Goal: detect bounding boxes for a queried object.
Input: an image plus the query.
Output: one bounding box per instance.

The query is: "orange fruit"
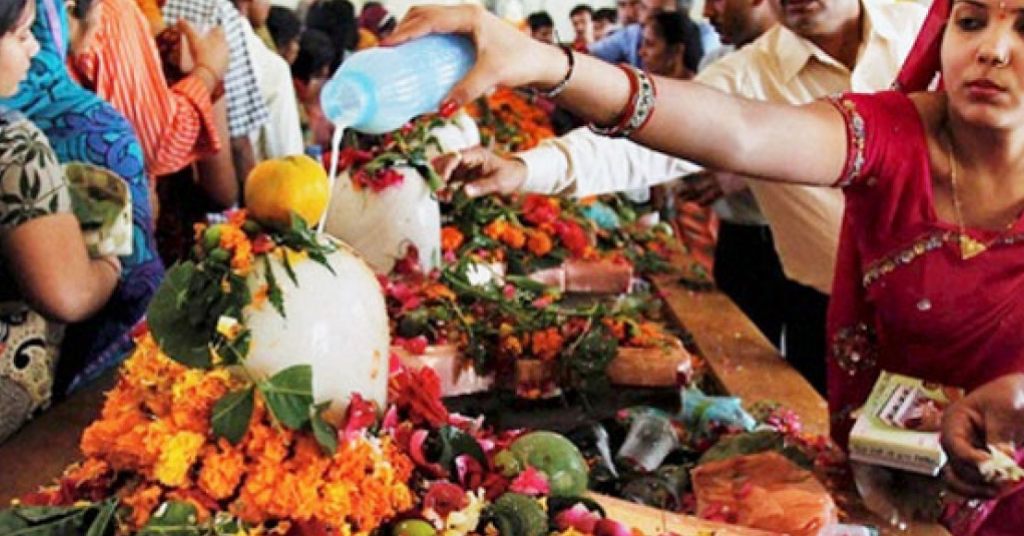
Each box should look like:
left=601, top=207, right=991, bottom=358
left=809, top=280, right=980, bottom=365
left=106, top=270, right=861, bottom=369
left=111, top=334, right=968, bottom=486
left=245, top=154, right=330, bottom=227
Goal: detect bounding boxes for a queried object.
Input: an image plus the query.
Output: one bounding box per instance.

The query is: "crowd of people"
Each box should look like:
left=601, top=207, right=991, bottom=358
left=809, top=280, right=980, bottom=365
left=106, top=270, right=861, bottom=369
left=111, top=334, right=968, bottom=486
left=3, top=0, right=1024, bottom=533
left=0, top=0, right=400, bottom=442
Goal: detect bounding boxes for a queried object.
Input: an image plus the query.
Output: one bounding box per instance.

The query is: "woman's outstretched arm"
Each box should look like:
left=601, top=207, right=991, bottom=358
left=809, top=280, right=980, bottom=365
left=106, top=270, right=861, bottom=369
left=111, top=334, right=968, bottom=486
left=389, top=4, right=849, bottom=187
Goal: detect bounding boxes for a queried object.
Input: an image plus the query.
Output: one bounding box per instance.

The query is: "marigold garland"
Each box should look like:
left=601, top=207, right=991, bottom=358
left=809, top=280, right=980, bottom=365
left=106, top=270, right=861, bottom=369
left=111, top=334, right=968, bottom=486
left=76, top=334, right=416, bottom=534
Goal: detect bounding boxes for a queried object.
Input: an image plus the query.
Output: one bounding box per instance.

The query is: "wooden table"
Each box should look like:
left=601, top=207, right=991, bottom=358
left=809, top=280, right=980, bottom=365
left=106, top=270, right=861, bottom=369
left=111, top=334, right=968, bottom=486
left=651, top=255, right=950, bottom=536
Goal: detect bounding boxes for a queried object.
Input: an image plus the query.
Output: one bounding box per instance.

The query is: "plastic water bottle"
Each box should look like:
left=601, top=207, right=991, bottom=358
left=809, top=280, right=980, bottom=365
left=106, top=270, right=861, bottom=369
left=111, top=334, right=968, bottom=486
left=320, top=34, right=476, bottom=134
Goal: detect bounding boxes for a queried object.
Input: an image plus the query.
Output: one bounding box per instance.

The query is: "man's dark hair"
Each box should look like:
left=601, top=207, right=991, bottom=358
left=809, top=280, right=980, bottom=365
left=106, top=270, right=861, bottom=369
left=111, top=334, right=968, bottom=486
left=67, top=0, right=94, bottom=20
left=594, top=7, right=617, bottom=23
left=650, top=11, right=704, bottom=73
left=267, top=6, right=302, bottom=49
left=526, top=11, right=554, bottom=32
left=292, top=29, right=336, bottom=82
left=305, top=0, right=357, bottom=70
left=570, top=4, right=593, bottom=17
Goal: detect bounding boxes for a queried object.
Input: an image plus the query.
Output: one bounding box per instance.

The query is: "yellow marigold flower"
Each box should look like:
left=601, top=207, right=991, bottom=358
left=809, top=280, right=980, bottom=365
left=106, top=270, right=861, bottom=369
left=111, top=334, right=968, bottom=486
left=316, top=480, right=355, bottom=524
left=154, top=430, right=205, bottom=487
left=500, top=335, right=523, bottom=358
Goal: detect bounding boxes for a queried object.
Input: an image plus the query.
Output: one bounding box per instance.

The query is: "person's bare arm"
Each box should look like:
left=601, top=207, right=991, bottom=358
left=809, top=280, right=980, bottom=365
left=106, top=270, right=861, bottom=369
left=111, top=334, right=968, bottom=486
left=389, top=5, right=848, bottom=187
left=2, top=215, right=120, bottom=323
left=231, top=135, right=256, bottom=194
left=196, top=97, right=239, bottom=208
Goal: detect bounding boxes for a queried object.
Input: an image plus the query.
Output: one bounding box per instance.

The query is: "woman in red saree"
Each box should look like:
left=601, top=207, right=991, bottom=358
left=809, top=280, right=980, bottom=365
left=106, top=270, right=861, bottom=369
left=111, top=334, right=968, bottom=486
left=392, top=0, right=1024, bottom=533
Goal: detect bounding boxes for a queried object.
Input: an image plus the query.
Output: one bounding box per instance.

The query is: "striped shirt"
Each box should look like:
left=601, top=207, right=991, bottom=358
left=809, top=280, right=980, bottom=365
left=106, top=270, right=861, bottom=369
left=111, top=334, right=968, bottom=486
left=163, top=0, right=270, bottom=138
left=69, top=0, right=220, bottom=178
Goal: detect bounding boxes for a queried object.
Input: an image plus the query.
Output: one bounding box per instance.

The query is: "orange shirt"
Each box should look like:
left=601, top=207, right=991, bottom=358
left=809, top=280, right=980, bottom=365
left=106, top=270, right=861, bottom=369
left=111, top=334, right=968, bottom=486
left=69, top=0, right=219, bottom=179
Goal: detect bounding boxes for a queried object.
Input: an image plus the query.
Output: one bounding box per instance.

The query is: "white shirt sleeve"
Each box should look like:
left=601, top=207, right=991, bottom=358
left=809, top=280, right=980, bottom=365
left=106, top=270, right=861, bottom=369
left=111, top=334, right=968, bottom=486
left=515, top=127, right=699, bottom=198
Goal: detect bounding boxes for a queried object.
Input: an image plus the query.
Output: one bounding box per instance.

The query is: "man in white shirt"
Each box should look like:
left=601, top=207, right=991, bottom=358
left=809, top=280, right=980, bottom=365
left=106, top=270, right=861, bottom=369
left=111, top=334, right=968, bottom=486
left=440, top=0, right=925, bottom=395
left=231, top=0, right=303, bottom=159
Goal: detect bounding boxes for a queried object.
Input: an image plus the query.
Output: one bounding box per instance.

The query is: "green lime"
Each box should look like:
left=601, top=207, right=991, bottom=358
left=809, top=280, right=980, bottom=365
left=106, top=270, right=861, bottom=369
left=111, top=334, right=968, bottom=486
left=208, top=247, right=231, bottom=264
left=397, top=310, right=429, bottom=338
left=241, top=219, right=263, bottom=237
left=618, top=206, right=637, bottom=223
left=493, top=493, right=548, bottom=536
left=494, top=449, right=521, bottom=477
left=202, top=225, right=223, bottom=251
left=392, top=519, right=437, bottom=536
left=509, top=431, right=588, bottom=496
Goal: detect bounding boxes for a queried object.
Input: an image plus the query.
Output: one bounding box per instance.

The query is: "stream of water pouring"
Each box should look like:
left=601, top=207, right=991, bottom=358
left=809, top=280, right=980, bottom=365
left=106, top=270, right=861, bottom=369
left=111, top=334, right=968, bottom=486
left=317, top=124, right=348, bottom=233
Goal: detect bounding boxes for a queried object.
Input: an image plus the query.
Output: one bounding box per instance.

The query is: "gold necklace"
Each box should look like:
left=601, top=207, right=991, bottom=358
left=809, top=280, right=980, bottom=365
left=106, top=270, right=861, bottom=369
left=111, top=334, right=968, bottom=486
left=946, top=136, right=990, bottom=260
left=945, top=132, right=1024, bottom=260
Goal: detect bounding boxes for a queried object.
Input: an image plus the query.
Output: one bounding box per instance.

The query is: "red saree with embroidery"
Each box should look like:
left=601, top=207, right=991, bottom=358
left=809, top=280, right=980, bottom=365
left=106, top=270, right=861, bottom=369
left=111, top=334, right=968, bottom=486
left=825, top=1, right=1024, bottom=526
left=827, top=88, right=1024, bottom=536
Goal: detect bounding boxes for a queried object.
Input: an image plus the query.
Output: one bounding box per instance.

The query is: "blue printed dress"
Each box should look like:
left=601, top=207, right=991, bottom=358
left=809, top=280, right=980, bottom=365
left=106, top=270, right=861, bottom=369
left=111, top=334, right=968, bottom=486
left=0, top=0, right=164, bottom=393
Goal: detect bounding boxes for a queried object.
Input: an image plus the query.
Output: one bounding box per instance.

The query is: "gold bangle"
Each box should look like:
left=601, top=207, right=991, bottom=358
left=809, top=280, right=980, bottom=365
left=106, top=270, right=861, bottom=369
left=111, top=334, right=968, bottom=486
left=193, top=63, right=218, bottom=83
left=99, top=256, right=122, bottom=279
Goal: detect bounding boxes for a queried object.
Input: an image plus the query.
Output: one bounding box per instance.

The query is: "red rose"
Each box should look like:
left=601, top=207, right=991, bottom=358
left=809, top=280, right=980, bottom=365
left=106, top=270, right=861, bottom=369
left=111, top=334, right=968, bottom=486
left=522, top=194, right=560, bottom=226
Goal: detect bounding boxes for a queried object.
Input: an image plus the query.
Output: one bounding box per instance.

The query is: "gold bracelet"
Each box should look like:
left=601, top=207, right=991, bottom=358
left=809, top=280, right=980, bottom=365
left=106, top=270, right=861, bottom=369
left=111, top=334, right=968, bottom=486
left=193, top=63, right=218, bottom=83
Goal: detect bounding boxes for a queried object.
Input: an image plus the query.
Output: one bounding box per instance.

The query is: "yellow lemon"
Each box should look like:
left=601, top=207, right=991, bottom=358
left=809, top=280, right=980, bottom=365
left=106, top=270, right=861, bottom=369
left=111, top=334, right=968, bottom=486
left=244, top=154, right=329, bottom=227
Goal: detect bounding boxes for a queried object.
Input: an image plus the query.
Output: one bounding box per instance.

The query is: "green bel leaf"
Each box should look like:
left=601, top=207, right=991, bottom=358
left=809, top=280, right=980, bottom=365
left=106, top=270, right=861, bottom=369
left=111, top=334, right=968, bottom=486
left=137, top=501, right=202, bottom=536
left=258, top=365, right=314, bottom=430
left=84, top=499, right=118, bottom=536
left=0, top=498, right=119, bottom=536
left=311, top=402, right=339, bottom=455
left=147, top=262, right=214, bottom=368
left=262, top=255, right=287, bottom=319
left=437, top=425, right=487, bottom=475
left=211, top=386, right=255, bottom=445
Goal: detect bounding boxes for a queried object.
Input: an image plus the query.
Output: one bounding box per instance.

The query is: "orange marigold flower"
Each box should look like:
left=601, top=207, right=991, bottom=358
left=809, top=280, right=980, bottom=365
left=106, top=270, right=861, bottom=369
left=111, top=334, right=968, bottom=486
left=80, top=408, right=157, bottom=475
left=120, top=483, right=163, bottom=529
left=441, top=226, right=465, bottom=252
left=219, top=223, right=248, bottom=252
left=602, top=318, right=627, bottom=341
left=197, top=440, right=246, bottom=500
left=628, top=322, right=674, bottom=348
left=228, top=209, right=249, bottom=227
left=193, top=223, right=208, bottom=243
left=423, top=282, right=456, bottom=302
left=171, top=368, right=235, bottom=434
left=251, top=284, right=269, bottom=308
left=526, top=230, right=554, bottom=257
left=530, top=328, right=564, bottom=362
left=483, top=219, right=509, bottom=241
left=244, top=420, right=293, bottom=464
left=231, top=239, right=254, bottom=274
left=501, top=225, right=527, bottom=249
